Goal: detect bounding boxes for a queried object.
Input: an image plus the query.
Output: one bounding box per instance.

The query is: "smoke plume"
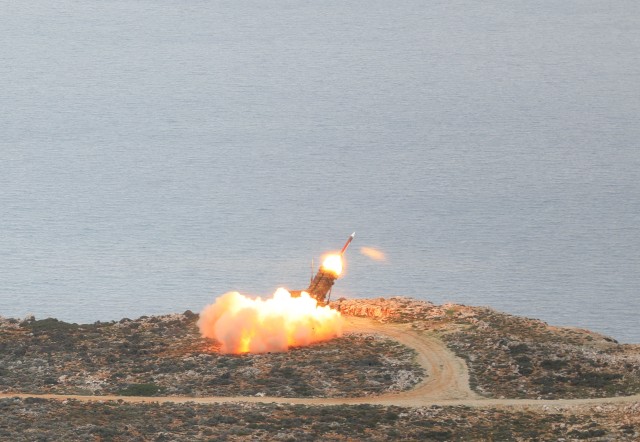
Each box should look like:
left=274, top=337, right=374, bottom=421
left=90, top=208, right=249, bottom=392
left=198, top=288, right=343, bottom=354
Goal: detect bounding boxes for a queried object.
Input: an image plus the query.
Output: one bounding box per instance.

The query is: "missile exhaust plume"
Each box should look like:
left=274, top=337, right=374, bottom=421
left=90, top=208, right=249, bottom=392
left=198, top=288, right=343, bottom=354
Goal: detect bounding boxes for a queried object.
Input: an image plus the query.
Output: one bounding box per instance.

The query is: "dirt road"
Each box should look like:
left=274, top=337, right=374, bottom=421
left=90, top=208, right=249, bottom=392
left=2, top=316, right=639, bottom=409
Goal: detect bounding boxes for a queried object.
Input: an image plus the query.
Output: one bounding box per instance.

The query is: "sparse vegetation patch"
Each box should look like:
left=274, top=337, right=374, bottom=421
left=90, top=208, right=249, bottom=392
left=0, top=312, right=423, bottom=398
left=334, top=297, right=640, bottom=399
left=0, top=398, right=638, bottom=441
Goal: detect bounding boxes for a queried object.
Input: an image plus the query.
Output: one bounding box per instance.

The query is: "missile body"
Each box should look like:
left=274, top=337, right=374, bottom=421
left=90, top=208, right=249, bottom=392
left=340, top=232, right=356, bottom=255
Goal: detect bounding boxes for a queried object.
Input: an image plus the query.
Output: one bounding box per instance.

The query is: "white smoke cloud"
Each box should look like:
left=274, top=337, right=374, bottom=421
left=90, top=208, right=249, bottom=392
left=198, top=288, right=343, bottom=354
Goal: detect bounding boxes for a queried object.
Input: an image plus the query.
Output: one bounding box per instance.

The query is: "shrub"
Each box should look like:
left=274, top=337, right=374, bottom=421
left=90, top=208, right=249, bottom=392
left=541, top=359, right=568, bottom=370
left=118, top=383, right=162, bottom=396
left=27, top=318, right=78, bottom=332
left=508, top=343, right=529, bottom=355
left=570, top=372, right=622, bottom=388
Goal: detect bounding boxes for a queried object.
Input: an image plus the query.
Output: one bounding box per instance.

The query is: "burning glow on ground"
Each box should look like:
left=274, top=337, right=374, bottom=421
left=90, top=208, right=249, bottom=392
left=360, top=246, right=386, bottom=261
left=321, top=254, right=343, bottom=275
left=198, top=288, right=343, bottom=354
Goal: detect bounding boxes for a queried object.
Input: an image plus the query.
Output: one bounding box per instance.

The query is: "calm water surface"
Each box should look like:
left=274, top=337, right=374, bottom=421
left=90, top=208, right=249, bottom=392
left=1, top=1, right=639, bottom=341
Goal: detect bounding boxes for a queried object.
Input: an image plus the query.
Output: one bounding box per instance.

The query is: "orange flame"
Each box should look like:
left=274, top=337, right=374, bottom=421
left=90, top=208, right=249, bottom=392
left=321, top=254, right=343, bottom=276
left=198, top=288, right=343, bottom=354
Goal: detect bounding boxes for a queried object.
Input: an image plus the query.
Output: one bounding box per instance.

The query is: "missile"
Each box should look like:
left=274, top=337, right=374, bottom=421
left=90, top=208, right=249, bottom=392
left=340, top=232, right=356, bottom=255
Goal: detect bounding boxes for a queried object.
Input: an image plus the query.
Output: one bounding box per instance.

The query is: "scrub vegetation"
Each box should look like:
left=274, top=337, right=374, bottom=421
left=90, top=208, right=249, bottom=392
left=335, top=297, right=640, bottom=399
left=0, top=312, right=423, bottom=398
left=0, top=397, right=638, bottom=441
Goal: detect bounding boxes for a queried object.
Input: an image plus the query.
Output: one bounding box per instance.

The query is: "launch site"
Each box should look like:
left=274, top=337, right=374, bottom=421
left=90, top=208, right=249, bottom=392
left=1, top=237, right=639, bottom=440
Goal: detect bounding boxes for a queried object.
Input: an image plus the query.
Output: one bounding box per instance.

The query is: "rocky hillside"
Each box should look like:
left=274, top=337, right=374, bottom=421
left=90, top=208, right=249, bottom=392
left=0, top=397, right=638, bottom=441
left=332, top=297, right=640, bottom=400
left=3, top=297, right=639, bottom=401
left=0, top=311, right=423, bottom=398
left=1, top=297, right=640, bottom=440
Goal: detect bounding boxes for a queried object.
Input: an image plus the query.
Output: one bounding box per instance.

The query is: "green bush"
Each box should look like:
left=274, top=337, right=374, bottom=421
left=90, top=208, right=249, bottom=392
left=541, top=359, right=568, bottom=370
left=117, top=383, right=162, bottom=396
left=570, top=372, right=622, bottom=388
left=26, top=318, right=78, bottom=332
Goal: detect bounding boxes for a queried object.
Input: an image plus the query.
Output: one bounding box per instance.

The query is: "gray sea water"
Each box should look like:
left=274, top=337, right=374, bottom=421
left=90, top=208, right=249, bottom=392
left=1, top=1, right=639, bottom=342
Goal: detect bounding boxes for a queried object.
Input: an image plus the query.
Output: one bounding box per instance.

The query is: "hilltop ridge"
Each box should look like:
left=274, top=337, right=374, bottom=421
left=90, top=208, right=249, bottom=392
left=1, top=297, right=639, bottom=440
left=332, top=297, right=640, bottom=400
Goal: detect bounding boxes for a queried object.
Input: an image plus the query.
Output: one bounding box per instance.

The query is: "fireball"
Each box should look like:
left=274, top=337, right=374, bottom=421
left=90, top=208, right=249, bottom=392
left=321, top=254, right=343, bottom=276
left=198, top=288, right=343, bottom=354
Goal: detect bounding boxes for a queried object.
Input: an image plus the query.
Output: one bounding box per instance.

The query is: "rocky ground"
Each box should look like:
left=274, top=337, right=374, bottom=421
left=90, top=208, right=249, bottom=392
left=0, top=311, right=423, bottom=398
left=334, top=297, right=640, bottom=400
left=0, top=397, right=638, bottom=441
left=2, top=296, right=640, bottom=440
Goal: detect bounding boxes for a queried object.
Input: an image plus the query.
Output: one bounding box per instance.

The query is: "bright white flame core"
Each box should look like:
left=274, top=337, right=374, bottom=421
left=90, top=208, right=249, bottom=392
left=321, top=254, right=343, bottom=276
